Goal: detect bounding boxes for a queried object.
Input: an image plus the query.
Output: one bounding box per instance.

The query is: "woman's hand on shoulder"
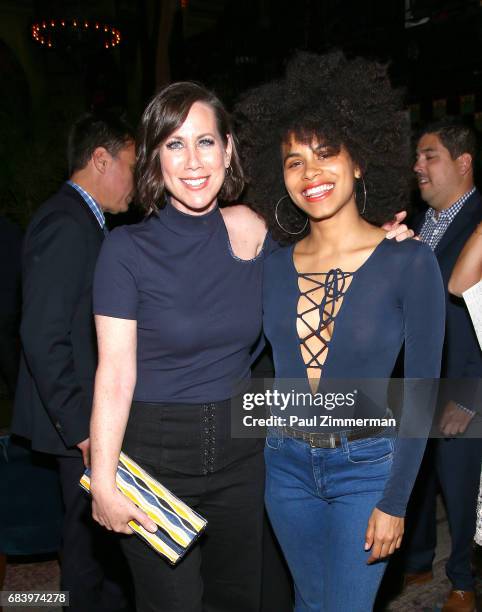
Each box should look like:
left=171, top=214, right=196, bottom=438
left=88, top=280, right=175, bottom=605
left=365, top=507, right=404, bottom=564
left=91, top=483, right=157, bottom=535
left=383, top=211, right=416, bottom=242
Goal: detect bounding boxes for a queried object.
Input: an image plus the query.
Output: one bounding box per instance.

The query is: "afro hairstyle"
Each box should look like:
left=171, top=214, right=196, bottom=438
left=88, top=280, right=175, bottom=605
left=235, top=50, right=411, bottom=243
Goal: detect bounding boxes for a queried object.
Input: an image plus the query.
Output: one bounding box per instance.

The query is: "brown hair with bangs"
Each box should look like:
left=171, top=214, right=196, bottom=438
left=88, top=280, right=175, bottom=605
left=281, top=126, right=345, bottom=167
left=136, top=81, right=245, bottom=214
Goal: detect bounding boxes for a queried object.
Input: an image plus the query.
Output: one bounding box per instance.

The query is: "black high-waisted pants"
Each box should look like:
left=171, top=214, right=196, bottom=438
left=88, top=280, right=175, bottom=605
left=120, top=400, right=265, bottom=612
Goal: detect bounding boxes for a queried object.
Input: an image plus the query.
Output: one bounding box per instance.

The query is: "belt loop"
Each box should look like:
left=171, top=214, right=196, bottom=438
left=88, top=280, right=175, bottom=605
left=329, top=433, right=336, bottom=449
left=339, top=433, right=348, bottom=452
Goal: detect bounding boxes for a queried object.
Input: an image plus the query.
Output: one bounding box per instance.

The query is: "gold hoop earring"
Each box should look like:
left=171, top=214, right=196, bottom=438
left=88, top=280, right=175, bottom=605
left=275, top=195, right=308, bottom=235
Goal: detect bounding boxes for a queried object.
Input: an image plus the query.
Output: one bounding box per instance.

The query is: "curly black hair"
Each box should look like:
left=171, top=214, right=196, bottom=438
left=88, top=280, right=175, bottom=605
left=235, top=51, right=411, bottom=243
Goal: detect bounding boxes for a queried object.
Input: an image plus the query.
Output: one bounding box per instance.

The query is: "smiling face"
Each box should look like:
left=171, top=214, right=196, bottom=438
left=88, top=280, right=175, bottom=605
left=282, top=135, right=360, bottom=221
left=413, top=132, right=465, bottom=211
left=158, top=101, right=232, bottom=215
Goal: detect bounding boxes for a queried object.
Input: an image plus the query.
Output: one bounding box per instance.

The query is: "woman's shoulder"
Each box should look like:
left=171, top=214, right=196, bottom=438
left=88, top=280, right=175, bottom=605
left=383, top=238, right=434, bottom=258
left=108, top=214, right=158, bottom=244
left=221, top=203, right=267, bottom=235
left=264, top=241, right=292, bottom=270
left=382, top=236, right=434, bottom=260
left=220, top=203, right=269, bottom=256
left=100, top=219, right=157, bottom=268
left=380, top=238, right=440, bottom=281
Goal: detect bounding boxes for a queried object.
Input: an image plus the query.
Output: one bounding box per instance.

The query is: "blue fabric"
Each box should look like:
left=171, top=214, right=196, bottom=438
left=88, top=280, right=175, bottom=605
left=93, top=203, right=275, bottom=404
left=263, top=238, right=445, bottom=516
left=265, top=431, right=393, bottom=611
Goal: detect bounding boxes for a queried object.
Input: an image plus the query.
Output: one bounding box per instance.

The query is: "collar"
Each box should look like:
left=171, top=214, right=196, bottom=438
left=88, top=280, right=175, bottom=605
left=425, top=187, right=476, bottom=223
left=157, top=200, right=222, bottom=236
left=67, top=180, right=106, bottom=230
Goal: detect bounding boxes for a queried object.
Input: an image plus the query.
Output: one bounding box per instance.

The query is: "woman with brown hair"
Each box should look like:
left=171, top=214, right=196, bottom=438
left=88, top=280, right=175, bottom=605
left=88, top=82, right=270, bottom=612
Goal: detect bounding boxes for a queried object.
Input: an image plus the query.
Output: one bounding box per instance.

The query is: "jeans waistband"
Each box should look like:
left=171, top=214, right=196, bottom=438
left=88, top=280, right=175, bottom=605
left=281, top=424, right=388, bottom=448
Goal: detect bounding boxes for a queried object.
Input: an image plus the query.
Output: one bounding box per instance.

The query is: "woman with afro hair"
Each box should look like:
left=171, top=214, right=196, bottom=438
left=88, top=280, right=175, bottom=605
left=236, top=51, right=446, bottom=611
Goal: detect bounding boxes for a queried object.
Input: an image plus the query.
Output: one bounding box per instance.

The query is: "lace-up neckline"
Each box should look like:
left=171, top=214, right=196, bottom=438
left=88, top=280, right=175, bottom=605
left=291, top=238, right=388, bottom=391
left=296, top=269, right=353, bottom=391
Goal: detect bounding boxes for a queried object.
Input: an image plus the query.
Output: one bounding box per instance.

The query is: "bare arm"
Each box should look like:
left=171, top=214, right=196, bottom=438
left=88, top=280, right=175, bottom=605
left=448, top=222, right=482, bottom=296
left=89, top=315, right=156, bottom=534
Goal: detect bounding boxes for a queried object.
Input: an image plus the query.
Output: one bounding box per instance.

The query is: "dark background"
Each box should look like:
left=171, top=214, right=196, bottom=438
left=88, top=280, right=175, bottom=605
left=1, top=0, right=482, bottom=225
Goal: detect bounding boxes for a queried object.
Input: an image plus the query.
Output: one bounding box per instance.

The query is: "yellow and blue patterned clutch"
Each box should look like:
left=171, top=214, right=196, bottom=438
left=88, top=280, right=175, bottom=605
left=80, top=452, right=207, bottom=565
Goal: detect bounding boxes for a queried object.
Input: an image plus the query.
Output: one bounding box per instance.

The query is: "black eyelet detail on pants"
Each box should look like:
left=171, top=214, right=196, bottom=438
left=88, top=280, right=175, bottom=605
left=201, top=403, right=216, bottom=474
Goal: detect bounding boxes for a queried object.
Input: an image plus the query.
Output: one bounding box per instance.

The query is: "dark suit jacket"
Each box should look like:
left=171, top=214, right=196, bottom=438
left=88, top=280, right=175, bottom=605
left=12, top=183, right=104, bottom=456
left=414, top=189, right=482, bottom=395
left=0, top=216, right=23, bottom=396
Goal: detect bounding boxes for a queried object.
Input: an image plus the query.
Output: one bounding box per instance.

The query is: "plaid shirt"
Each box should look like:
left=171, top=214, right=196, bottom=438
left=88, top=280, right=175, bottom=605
left=67, top=180, right=107, bottom=233
left=418, top=187, right=476, bottom=251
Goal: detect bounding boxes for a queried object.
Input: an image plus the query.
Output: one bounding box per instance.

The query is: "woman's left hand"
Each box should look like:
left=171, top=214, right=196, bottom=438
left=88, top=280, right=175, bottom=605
left=364, top=507, right=404, bottom=564
left=382, top=211, right=416, bottom=241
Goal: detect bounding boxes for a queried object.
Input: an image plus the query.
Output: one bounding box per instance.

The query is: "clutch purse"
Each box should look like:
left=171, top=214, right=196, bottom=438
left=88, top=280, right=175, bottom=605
left=80, top=451, right=207, bottom=565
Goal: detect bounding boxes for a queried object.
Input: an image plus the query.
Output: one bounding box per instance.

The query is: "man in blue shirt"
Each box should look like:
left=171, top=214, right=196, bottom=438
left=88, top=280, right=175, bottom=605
left=13, top=113, right=135, bottom=612
left=404, top=120, right=482, bottom=612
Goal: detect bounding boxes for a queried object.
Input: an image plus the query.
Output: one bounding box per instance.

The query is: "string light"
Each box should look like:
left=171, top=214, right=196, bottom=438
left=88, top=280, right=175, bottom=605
left=31, top=19, right=122, bottom=50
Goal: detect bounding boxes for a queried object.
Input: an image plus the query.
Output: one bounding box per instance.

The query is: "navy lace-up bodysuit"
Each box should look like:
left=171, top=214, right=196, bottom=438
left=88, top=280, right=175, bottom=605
left=263, top=238, right=445, bottom=516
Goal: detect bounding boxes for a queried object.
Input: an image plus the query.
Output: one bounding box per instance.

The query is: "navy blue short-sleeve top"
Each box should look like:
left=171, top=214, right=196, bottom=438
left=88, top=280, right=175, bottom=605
left=93, top=203, right=275, bottom=403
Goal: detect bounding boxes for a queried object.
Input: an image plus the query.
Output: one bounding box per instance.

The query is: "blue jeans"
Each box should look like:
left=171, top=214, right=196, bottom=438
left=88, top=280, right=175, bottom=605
left=265, top=428, right=394, bottom=612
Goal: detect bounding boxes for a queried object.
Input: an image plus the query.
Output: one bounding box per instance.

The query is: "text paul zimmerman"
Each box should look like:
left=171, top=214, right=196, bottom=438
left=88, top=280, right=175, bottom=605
left=242, top=414, right=397, bottom=428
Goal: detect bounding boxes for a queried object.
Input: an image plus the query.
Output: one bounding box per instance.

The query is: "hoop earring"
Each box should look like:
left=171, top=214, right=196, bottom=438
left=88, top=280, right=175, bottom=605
left=357, top=175, right=367, bottom=215
left=275, top=195, right=308, bottom=235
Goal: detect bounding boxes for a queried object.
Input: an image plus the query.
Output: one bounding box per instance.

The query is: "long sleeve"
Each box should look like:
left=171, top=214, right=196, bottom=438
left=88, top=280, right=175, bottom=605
left=377, top=243, right=445, bottom=516
left=20, top=211, right=91, bottom=447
